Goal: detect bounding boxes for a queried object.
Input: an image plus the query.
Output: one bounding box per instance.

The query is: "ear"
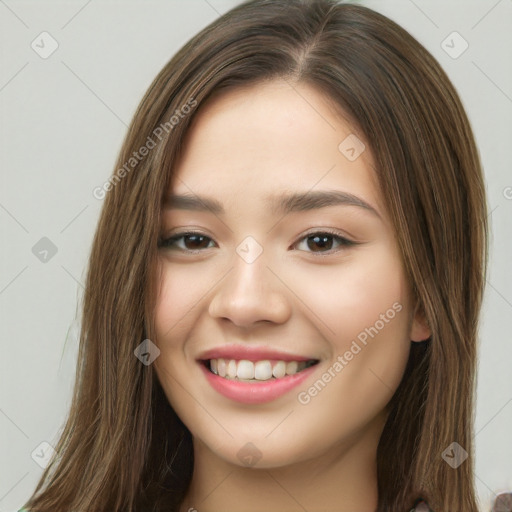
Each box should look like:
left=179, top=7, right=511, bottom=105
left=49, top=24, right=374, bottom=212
left=410, top=303, right=431, bottom=342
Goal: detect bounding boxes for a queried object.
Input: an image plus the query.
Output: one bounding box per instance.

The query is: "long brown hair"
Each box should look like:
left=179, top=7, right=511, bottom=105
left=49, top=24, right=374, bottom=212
left=22, top=1, right=487, bottom=511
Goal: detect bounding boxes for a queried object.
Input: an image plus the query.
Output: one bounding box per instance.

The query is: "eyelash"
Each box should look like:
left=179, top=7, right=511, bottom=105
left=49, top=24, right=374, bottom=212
left=157, top=229, right=356, bottom=256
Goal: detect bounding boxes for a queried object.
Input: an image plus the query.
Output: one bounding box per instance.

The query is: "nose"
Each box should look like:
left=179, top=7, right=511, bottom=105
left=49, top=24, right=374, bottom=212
left=208, top=251, right=292, bottom=328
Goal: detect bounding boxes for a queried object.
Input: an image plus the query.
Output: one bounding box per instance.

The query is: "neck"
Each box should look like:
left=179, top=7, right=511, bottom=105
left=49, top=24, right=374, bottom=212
left=178, top=414, right=384, bottom=512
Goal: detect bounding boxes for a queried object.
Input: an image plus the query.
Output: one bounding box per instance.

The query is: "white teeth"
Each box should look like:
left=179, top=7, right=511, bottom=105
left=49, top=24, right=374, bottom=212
left=227, top=359, right=237, bottom=378
left=237, top=360, right=254, bottom=379
left=217, top=358, right=226, bottom=377
left=254, top=361, right=272, bottom=380
left=272, top=361, right=286, bottom=378
left=286, top=361, right=298, bottom=375
left=207, top=358, right=313, bottom=381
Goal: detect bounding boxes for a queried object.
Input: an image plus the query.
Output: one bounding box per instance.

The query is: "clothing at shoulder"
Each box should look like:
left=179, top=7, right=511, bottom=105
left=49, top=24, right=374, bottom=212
left=18, top=505, right=434, bottom=512
left=410, top=501, right=433, bottom=511
left=18, top=502, right=434, bottom=512
left=19, top=505, right=433, bottom=512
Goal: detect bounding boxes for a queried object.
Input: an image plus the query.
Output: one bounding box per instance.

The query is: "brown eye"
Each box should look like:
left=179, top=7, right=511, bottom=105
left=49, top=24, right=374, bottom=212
left=306, top=234, right=335, bottom=252
left=294, top=231, right=355, bottom=254
left=158, top=233, right=215, bottom=251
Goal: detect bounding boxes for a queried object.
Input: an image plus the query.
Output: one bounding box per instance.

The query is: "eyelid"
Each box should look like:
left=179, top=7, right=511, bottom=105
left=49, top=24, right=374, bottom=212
left=294, top=227, right=355, bottom=245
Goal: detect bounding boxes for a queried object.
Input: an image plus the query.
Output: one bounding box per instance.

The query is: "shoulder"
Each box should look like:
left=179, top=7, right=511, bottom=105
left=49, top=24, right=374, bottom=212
left=410, top=501, right=433, bottom=511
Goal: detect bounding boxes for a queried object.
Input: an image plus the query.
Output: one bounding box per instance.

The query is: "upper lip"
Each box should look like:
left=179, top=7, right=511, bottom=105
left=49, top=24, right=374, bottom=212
left=197, top=345, right=318, bottom=362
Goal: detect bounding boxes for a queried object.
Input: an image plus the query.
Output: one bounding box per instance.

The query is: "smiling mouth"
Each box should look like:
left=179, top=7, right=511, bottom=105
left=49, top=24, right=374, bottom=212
left=201, top=358, right=319, bottom=382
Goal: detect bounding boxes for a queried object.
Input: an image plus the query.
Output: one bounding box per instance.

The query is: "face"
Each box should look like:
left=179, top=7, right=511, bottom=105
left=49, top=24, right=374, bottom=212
left=153, top=80, right=429, bottom=469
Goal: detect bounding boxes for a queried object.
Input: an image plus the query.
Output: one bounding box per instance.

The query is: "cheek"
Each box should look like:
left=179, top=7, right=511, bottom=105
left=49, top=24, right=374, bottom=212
left=291, top=250, right=412, bottom=428
left=284, top=250, right=409, bottom=348
left=153, top=263, right=204, bottom=420
left=154, top=262, right=208, bottom=342
left=289, top=249, right=412, bottom=406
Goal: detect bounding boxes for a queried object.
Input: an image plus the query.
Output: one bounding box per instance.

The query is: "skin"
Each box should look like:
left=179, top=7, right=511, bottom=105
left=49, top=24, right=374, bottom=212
left=153, top=79, right=430, bottom=512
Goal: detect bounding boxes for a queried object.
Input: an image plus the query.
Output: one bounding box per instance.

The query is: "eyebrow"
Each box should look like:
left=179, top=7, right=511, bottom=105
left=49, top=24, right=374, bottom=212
left=164, top=190, right=381, bottom=218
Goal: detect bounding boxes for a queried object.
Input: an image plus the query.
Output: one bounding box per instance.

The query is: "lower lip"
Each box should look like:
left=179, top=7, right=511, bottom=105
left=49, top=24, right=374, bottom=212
left=199, top=362, right=318, bottom=404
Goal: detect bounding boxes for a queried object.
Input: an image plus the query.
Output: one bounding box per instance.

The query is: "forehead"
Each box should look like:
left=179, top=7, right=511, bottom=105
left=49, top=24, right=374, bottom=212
left=170, top=80, right=382, bottom=215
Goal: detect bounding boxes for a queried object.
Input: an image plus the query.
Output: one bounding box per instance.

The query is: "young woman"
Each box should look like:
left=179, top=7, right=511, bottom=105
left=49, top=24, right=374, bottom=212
left=20, top=1, right=487, bottom=511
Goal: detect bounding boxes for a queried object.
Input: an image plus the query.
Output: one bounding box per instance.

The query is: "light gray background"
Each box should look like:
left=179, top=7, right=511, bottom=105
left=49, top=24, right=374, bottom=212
left=0, top=1, right=510, bottom=511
